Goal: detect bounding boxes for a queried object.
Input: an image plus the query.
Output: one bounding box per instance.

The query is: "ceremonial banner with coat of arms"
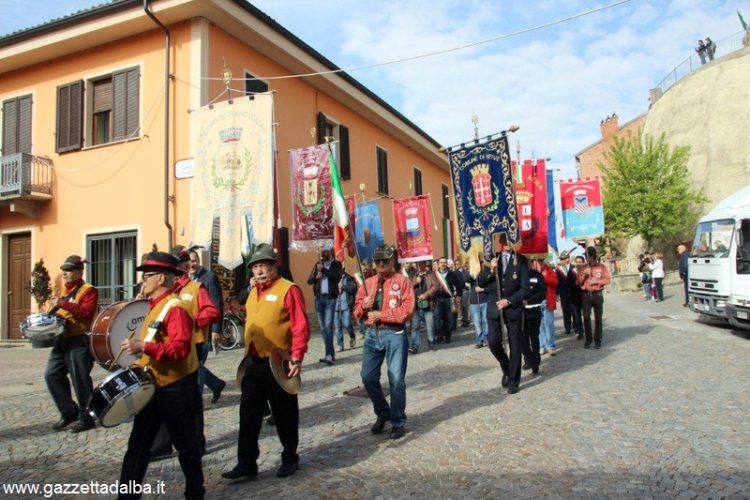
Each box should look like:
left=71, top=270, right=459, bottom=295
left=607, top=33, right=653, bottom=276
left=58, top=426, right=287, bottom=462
left=289, top=144, right=333, bottom=251
left=191, top=95, right=274, bottom=269
left=559, top=177, right=605, bottom=239
left=512, top=159, right=549, bottom=257
left=393, top=195, right=433, bottom=263
left=448, top=134, right=518, bottom=258
left=355, top=199, right=384, bottom=264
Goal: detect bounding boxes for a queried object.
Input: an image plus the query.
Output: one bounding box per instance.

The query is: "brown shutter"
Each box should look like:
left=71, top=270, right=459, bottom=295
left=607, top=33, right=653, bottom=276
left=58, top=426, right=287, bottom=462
left=18, top=95, right=32, bottom=155
left=113, top=67, right=139, bottom=141
left=93, top=79, right=112, bottom=113
left=377, top=147, right=389, bottom=195
left=125, top=68, right=139, bottom=137
left=56, top=81, right=83, bottom=153
left=316, top=112, right=326, bottom=145
left=2, top=98, right=18, bottom=155
left=339, top=125, right=350, bottom=180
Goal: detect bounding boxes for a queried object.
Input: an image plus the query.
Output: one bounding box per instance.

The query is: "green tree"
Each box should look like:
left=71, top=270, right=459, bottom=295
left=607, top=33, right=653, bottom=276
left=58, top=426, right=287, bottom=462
left=599, top=131, right=706, bottom=250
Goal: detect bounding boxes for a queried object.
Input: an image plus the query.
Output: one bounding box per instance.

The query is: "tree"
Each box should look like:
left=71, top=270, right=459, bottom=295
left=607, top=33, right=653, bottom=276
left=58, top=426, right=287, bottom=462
left=598, top=131, right=706, bottom=250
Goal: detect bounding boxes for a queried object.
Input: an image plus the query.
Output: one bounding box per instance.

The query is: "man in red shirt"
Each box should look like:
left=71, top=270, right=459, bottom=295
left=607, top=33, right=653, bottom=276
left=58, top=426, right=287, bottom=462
left=577, top=246, right=612, bottom=349
left=46, top=255, right=98, bottom=433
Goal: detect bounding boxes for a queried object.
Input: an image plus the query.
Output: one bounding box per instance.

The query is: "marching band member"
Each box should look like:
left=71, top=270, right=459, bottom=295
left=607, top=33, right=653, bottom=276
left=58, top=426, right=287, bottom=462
left=119, top=251, right=204, bottom=499
left=46, top=255, right=98, bottom=433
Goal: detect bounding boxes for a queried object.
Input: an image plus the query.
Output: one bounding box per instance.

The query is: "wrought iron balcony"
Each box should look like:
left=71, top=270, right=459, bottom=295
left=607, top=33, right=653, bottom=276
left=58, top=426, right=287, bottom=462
left=0, top=153, right=53, bottom=218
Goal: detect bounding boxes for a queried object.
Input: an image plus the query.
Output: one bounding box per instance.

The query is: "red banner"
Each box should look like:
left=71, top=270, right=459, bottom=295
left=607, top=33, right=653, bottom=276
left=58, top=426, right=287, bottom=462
left=334, top=195, right=357, bottom=262
left=393, top=195, right=433, bottom=263
left=512, top=159, right=549, bottom=257
left=289, top=144, right=333, bottom=251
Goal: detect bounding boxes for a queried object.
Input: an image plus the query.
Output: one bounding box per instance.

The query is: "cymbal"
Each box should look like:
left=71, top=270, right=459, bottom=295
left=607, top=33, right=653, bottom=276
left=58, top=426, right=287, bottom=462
left=269, top=348, right=301, bottom=395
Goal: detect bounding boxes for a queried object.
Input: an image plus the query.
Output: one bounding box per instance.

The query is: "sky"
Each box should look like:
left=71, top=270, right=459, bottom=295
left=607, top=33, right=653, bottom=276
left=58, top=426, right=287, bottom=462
left=1, top=0, right=746, bottom=179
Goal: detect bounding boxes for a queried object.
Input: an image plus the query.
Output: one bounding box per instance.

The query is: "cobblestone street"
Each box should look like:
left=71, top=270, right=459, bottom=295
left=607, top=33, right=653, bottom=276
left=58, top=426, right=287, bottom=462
left=2, top=283, right=750, bottom=499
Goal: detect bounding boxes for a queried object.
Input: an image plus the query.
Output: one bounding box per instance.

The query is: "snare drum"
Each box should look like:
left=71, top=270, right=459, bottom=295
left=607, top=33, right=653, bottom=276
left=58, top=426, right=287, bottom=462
left=88, top=366, right=155, bottom=428
left=20, top=313, right=65, bottom=348
left=89, top=300, right=149, bottom=370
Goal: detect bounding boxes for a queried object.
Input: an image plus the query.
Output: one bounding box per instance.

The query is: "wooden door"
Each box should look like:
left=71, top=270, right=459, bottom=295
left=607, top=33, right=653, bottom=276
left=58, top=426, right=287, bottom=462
left=7, top=234, right=31, bottom=340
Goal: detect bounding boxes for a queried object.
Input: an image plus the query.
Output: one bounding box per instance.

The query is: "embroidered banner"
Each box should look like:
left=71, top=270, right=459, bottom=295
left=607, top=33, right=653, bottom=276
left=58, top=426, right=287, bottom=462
left=289, top=144, right=333, bottom=251
left=393, top=195, right=433, bottom=263
left=448, top=134, right=518, bottom=258
left=546, top=168, right=558, bottom=252
left=191, top=95, right=274, bottom=269
left=355, top=199, right=384, bottom=264
left=512, top=158, right=549, bottom=257
left=560, top=177, right=605, bottom=239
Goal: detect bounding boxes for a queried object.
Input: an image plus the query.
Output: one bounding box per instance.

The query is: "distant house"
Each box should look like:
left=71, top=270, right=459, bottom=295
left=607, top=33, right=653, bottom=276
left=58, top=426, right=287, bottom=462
left=575, top=113, right=646, bottom=179
left=0, top=0, right=451, bottom=339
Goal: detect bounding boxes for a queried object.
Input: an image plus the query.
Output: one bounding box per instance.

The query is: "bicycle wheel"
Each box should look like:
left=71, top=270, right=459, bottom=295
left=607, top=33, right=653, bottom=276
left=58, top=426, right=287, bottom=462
left=217, top=317, right=241, bottom=351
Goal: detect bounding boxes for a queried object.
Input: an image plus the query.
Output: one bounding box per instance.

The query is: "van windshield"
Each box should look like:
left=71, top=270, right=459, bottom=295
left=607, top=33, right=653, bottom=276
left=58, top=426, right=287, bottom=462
left=738, top=219, right=750, bottom=275
left=691, top=219, right=734, bottom=258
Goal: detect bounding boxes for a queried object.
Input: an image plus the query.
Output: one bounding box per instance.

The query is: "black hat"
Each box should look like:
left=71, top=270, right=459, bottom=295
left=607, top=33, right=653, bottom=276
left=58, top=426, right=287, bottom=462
left=586, top=246, right=597, bottom=259
left=170, top=245, right=190, bottom=263
left=136, top=251, right=184, bottom=275
left=248, top=244, right=277, bottom=266
left=60, top=255, right=86, bottom=271
left=373, top=245, right=395, bottom=261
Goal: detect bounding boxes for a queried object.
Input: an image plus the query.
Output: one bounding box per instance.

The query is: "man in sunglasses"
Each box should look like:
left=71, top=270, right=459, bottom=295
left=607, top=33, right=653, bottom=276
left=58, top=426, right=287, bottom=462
left=354, top=245, right=415, bottom=440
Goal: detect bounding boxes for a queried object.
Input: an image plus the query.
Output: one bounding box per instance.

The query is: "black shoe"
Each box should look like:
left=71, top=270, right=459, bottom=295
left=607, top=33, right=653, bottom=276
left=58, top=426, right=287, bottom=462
left=564, top=331, right=572, bottom=335
left=444, top=338, right=452, bottom=344
left=276, top=461, right=299, bottom=478
left=370, top=416, right=389, bottom=434
left=52, top=417, right=76, bottom=431
left=532, top=365, right=539, bottom=374
left=436, top=337, right=445, bottom=344
left=475, top=343, right=483, bottom=349
left=507, top=386, right=520, bottom=395
left=69, top=420, right=95, bottom=433
left=584, top=342, right=591, bottom=349
left=212, top=380, right=226, bottom=404
left=595, top=342, right=601, bottom=349
left=267, top=415, right=275, bottom=426
left=576, top=333, right=583, bottom=340
left=408, top=347, right=418, bottom=354
left=390, top=426, right=406, bottom=440
left=522, top=363, right=531, bottom=370
left=222, top=465, right=258, bottom=480
left=501, top=375, right=508, bottom=388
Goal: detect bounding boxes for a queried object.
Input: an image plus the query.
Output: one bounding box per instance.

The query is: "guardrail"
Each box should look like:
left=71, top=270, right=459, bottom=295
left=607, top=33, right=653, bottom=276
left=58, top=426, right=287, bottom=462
left=0, top=152, right=53, bottom=198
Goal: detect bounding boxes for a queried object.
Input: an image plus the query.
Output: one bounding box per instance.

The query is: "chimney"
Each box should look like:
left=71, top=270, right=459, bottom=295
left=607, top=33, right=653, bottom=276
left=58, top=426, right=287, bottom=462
left=600, top=113, right=619, bottom=139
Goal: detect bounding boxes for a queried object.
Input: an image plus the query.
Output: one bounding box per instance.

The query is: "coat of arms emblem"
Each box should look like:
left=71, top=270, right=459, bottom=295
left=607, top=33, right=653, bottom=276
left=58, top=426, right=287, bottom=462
left=470, top=164, right=493, bottom=207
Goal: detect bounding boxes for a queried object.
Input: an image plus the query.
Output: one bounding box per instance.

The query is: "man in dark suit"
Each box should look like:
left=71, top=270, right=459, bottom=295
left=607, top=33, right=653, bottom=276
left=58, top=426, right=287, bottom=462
left=307, top=248, right=343, bottom=365
left=555, top=252, right=573, bottom=335
left=478, top=235, right=529, bottom=394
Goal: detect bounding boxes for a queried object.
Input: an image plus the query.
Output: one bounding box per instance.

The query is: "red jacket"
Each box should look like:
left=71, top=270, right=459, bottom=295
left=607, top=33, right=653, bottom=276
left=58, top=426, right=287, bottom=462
left=541, top=265, right=558, bottom=311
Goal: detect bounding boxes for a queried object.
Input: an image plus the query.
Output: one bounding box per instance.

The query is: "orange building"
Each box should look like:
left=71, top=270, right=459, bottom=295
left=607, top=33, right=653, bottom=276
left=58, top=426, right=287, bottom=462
left=0, top=0, right=452, bottom=340
left=575, top=112, right=646, bottom=179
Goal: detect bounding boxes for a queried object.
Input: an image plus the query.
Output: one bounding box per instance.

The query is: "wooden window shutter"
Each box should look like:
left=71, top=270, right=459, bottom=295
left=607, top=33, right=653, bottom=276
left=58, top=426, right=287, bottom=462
left=316, top=112, right=326, bottom=145
left=18, top=95, right=32, bottom=155
left=413, top=168, right=423, bottom=196
left=339, top=125, right=350, bottom=180
left=56, top=81, right=84, bottom=153
left=377, top=147, right=389, bottom=195
left=113, top=67, right=139, bottom=141
left=93, top=79, right=112, bottom=113
left=2, top=98, right=18, bottom=155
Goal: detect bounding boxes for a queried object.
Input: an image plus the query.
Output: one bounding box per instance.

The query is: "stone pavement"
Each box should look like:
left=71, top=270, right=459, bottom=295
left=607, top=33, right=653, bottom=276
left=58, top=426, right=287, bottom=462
left=2, top=283, right=750, bottom=498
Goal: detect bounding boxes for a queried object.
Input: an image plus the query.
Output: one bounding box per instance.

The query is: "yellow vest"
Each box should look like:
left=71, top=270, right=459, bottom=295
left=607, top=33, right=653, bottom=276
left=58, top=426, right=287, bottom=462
left=176, top=279, right=206, bottom=344
left=57, top=282, right=96, bottom=339
left=243, top=278, right=294, bottom=359
left=134, top=293, right=199, bottom=388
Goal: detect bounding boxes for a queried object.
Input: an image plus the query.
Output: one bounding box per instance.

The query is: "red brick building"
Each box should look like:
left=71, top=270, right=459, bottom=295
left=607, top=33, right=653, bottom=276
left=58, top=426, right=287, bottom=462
left=575, top=113, right=646, bottom=179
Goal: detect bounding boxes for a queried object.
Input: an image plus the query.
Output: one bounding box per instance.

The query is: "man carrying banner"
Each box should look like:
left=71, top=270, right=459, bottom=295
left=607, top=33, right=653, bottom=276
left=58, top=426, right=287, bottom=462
left=433, top=257, right=463, bottom=344
left=354, top=245, right=415, bottom=439
left=307, top=248, right=342, bottom=365
left=478, top=235, right=529, bottom=394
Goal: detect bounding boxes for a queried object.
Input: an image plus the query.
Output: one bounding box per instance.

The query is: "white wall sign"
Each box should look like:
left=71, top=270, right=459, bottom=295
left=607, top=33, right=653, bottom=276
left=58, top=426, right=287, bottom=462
left=175, top=158, right=194, bottom=179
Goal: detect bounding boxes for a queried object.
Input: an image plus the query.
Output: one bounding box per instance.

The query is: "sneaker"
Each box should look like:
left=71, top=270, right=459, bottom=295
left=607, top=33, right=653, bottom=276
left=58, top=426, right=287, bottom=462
left=350, top=337, right=356, bottom=348
left=408, top=347, right=418, bottom=354
left=319, top=355, right=334, bottom=365
left=540, top=348, right=548, bottom=355
left=549, top=347, right=556, bottom=356
left=474, top=343, right=483, bottom=349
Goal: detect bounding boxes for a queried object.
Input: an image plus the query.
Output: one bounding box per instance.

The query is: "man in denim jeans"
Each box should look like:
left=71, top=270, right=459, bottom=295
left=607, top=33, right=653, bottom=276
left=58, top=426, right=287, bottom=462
left=307, top=248, right=342, bottom=365
left=354, top=245, right=415, bottom=440
left=409, top=260, right=439, bottom=353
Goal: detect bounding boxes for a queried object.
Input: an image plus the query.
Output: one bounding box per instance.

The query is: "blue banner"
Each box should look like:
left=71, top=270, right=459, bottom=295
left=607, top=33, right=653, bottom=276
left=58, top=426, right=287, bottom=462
left=355, top=199, right=384, bottom=264
left=448, top=134, right=518, bottom=257
left=546, top=169, right=557, bottom=252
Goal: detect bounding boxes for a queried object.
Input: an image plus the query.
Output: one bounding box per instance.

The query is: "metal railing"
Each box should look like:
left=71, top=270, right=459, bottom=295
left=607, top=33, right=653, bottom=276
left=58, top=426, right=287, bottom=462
left=0, top=153, right=53, bottom=198
left=652, top=30, right=748, bottom=101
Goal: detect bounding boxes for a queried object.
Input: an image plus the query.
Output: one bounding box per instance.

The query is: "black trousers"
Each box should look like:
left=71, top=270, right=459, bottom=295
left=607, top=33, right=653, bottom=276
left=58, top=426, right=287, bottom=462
left=560, top=296, right=572, bottom=334
left=582, top=292, right=604, bottom=344
left=682, top=278, right=688, bottom=305
left=487, top=312, right=523, bottom=390
left=45, top=334, right=94, bottom=424
left=434, top=297, right=453, bottom=341
left=120, top=371, right=204, bottom=499
left=522, top=309, right=542, bottom=368
left=237, top=357, right=299, bottom=470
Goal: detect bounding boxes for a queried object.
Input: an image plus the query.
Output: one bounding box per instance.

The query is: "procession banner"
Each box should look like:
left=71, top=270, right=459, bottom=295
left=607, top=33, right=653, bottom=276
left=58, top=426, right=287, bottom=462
left=393, top=195, right=433, bottom=263
left=334, top=194, right=357, bottom=262
left=191, top=94, right=274, bottom=268
left=448, top=134, right=518, bottom=258
left=546, top=168, right=558, bottom=252
left=512, top=159, right=549, bottom=257
left=355, top=199, right=384, bottom=264
left=560, top=177, right=605, bottom=239
left=289, top=144, right=333, bottom=251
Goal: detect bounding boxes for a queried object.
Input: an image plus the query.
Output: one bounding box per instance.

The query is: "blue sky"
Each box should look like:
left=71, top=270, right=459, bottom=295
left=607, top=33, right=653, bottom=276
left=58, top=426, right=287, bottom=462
left=1, top=0, right=746, bottom=178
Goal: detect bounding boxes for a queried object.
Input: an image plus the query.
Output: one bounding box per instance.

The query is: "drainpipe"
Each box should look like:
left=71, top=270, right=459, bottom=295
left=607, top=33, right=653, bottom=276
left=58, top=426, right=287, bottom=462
left=143, top=0, right=173, bottom=247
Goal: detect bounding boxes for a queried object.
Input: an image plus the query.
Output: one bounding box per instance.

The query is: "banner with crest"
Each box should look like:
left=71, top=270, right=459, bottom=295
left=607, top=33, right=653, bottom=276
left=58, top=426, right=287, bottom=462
left=289, top=144, right=333, bottom=251
left=355, top=199, right=384, bottom=265
left=560, top=177, right=605, bottom=239
left=191, top=94, right=274, bottom=269
left=512, top=159, right=549, bottom=257
left=448, top=134, right=518, bottom=258
left=393, top=195, right=433, bottom=263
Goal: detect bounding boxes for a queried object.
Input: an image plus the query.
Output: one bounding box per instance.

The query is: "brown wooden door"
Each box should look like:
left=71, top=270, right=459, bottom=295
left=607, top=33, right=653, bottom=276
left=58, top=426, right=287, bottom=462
left=8, top=234, right=31, bottom=340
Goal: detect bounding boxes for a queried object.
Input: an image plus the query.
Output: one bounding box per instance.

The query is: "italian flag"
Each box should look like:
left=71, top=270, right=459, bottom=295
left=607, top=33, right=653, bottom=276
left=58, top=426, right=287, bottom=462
left=330, top=152, right=351, bottom=262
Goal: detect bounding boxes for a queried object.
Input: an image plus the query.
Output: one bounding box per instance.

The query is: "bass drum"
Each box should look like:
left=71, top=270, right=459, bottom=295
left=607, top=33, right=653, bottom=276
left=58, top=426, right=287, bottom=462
left=88, top=366, right=155, bottom=428
left=89, top=299, right=149, bottom=370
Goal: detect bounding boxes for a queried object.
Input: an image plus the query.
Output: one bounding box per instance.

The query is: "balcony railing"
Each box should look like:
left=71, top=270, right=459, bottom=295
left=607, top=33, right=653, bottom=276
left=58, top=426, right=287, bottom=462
left=0, top=153, right=53, bottom=199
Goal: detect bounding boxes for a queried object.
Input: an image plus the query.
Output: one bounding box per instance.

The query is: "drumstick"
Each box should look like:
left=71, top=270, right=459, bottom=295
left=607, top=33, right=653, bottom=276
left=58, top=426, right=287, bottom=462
left=111, top=329, right=138, bottom=368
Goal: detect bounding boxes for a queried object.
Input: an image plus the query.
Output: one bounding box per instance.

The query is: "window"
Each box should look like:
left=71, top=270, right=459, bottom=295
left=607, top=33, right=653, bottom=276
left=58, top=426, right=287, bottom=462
left=244, top=71, right=269, bottom=95
left=442, top=184, right=450, bottom=219
left=56, top=81, right=83, bottom=152
left=92, top=78, right=112, bottom=145
left=316, top=112, right=350, bottom=179
left=691, top=219, right=734, bottom=258
left=2, top=94, right=32, bottom=155
left=738, top=219, right=750, bottom=275
left=88, top=231, right=137, bottom=307
left=413, top=167, right=423, bottom=195
left=376, top=146, right=389, bottom=195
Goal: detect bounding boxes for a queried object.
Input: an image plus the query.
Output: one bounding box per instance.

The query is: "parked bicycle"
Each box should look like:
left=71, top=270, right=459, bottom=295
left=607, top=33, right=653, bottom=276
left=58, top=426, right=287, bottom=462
left=216, top=296, right=245, bottom=351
